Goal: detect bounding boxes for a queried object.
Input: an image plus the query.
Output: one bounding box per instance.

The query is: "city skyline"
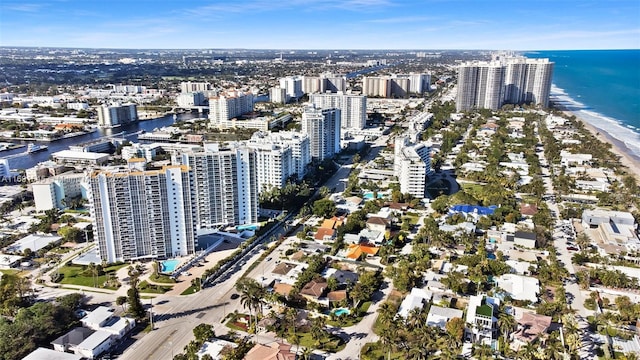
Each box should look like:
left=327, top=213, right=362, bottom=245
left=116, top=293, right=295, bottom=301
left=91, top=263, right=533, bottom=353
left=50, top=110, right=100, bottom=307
left=1, top=0, right=639, bottom=50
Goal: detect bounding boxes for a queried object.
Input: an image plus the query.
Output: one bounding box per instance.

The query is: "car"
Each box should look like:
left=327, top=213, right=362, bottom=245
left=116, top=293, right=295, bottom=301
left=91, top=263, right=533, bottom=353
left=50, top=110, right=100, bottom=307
left=567, top=246, right=579, bottom=251
left=266, top=257, right=272, bottom=261
left=230, top=293, right=239, bottom=300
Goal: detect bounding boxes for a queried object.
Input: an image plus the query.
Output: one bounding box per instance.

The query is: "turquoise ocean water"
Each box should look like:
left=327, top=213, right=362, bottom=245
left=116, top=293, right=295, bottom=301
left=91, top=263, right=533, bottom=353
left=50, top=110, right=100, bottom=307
left=526, top=50, right=640, bottom=160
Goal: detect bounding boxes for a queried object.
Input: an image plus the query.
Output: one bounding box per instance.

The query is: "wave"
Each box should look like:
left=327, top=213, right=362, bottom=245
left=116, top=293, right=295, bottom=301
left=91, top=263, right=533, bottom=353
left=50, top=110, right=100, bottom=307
left=550, top=84, right=640, bottom=161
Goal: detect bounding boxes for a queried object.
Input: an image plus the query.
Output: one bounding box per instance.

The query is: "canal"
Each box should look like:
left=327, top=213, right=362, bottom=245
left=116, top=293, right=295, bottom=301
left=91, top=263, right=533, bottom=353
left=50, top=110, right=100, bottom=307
left=2, top=113, right=200, bottom=170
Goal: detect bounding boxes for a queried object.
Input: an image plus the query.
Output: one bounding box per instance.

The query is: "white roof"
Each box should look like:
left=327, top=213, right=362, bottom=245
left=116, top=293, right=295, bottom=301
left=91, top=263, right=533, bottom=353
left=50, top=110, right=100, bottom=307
left=82, top=306, right=113, bottom=328
left=427, top=305, right=463, bottom=329
left=22, top=347, right=83, bottom=360
left=197, top=338, right=237, bottom=359
left=52, top=150, right=110, bottom=160
left=495, top=274, right=539, bottom=302
left=6, top=234, right=62, bottom=253
left=0, top=253, right=23, bottom=267
left=78, top=330, right=112, bottom=350
left=397, top=288, right=433, bottom=319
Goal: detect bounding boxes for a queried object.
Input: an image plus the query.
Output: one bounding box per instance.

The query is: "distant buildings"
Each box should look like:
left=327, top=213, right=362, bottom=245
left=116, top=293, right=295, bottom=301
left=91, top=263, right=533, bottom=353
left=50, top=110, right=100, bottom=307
left=180, top=81, right=212, bottom=93
left=279, top=76, right=303, bottom=100
left=209, top=91, right=254, bottom=128
left=456, top=56, right=554, bottom=111
left=301, top=106, right=341, bottom=162
left=176, top=92, right=206, bottom=108
left=88, top=166, right=196, bottom=263
left=309, top=93, right=366, bottom=130
left=96, top=103, right=138, bottom=127
left=362, top=73, right=430, bottom=97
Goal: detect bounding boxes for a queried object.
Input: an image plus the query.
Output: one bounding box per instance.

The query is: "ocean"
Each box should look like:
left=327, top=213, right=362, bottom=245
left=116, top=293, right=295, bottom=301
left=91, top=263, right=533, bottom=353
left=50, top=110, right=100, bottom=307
left=526, top=50, right=640, bottom=161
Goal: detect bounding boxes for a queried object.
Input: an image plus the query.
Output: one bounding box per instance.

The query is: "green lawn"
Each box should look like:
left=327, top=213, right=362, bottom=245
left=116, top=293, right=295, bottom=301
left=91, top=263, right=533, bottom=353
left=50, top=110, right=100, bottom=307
left=55, top=263, right=126, bottom=289
left=361, top=342, right=403, bottom=360
left=294, top=332, right=345, bottom=352
left=327, top=301, right=372, bottom=327
left=180, top=285, right=200, bottom=295
left=138, top=280, right=172, bottom=294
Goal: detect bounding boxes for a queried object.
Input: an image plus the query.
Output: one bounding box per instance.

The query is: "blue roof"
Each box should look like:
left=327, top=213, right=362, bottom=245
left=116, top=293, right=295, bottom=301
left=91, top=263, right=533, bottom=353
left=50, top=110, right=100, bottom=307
left=450, top=204, right=497, bottom=216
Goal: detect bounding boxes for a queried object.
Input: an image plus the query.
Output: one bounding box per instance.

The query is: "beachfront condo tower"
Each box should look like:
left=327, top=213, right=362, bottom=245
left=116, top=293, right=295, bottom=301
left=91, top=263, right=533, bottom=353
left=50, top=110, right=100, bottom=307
left=456, top=56, right=554, bottom=111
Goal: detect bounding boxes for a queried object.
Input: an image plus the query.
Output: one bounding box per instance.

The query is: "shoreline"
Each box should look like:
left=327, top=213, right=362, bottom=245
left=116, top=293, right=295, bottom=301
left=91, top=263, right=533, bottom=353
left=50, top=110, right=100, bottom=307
left=562, top=110, right=640, bottom=183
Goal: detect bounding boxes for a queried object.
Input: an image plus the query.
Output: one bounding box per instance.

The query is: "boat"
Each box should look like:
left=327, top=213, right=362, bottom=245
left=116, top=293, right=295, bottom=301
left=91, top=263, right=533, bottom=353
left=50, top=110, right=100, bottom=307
left=26, top=143, right=48, bottom=154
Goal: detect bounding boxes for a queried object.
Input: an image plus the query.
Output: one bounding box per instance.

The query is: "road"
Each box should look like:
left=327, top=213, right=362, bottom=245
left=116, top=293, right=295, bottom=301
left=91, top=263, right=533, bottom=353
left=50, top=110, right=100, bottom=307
left=118, top=221, right=290, bottom=360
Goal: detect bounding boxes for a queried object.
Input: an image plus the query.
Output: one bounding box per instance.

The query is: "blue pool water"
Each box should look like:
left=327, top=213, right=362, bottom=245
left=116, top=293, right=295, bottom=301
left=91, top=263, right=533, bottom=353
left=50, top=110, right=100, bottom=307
left=333, top=308, right=351, bottom=316
left=160, top=259, right=180, bottom=273
left=363, top=192, right=384, bottom=200
left=237, top=224, right=258, bottom=231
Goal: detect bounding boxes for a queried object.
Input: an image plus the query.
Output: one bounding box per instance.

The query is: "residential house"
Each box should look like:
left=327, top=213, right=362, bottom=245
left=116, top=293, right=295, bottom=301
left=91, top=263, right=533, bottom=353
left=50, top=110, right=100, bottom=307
left=52, top=328, right=113, bottom=359
left=81, top=306, right=136, bottom=338
left=397, top=288, right=433, bottom=319
left=345, top=243, right=379, bottom=260
left=300, top=278, right=328, bottom=304
left=327, top=290, right=348, bottom=307
left=495, top=274, right=540, bottom=303
left=244, top=342, right=296, bottom=360
left=426, top=306, right=464, bottom=330
left=366, top=217, right=389, bottom=233
left=197, top=338, right=237, bottom=359
left=511, top=310, right=552, bottom=351
left=22, top=348, right=83, bottom=360
left=466, top=295, right=500, bottom=346
left=513, top=231, right=537, bottom=248
left=519, top=203, right=538, bottom=217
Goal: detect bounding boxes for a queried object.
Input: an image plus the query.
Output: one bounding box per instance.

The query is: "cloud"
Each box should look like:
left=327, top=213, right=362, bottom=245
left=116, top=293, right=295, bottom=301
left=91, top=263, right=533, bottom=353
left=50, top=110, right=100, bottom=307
left=367, top=15, right=435, bottom=24
left=184, top=0, right=394, bottom=17
left=1, top=3, right=45, bottom=12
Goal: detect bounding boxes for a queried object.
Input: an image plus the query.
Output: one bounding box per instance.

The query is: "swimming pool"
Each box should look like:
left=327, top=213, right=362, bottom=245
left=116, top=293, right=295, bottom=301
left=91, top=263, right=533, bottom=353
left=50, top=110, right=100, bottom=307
left=363, top=192, right=385, bottom=199
left=160, top=259, right=180, bottom=274
left=333, top=308, right=351, bottom=316
left=237, top=224, right=259, bottom=231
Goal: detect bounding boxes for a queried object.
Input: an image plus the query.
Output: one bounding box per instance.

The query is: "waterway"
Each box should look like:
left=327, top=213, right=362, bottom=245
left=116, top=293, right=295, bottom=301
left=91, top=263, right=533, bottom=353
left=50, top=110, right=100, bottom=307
left=2, top=112, right=200, bottom=170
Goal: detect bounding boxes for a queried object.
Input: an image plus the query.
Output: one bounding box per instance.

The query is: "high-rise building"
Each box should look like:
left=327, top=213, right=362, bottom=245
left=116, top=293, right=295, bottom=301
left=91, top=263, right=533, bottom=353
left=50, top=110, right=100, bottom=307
left=301, top=106, right=341, bottom=162
left=178, top=144, right=258, bottom=228
left=88, top=165, right=197, bottom=263
left=97, top=103, right=138, bottom=127
left=362, top=74, right=430, bottom=98
left=33, top=172, right=86, bottom=212
left=248, top=130, right=311, bottom=182
left=396, top=142, right=432, bottom=199
left=176, top=92, right=206, bottom=108
left=209, top=91, right=254, bottom=128
left=301, top=74, right=346, bottom=95
left=309, top=93, right=366, bottom=130
left=279, top=76, right=303, bottom=100
left=246, top=141, right=292, bottom=193
left=456, top=56, right=554, bottom=111
left=503, top=57, right=554, bottom=107
left=269, top=86, right=288, bottom=104
left=180, top=81, right=212, bottom=93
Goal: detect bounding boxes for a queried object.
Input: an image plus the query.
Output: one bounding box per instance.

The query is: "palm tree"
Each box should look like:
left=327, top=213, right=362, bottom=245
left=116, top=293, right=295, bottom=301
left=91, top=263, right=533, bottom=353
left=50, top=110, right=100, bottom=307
left=472, top=343, right=493, bottom=360
left=516, top=342, right=538, bottom=360
left=300, top=347, right=313, bottom=360
left=498, top=312, right=516, bottom=341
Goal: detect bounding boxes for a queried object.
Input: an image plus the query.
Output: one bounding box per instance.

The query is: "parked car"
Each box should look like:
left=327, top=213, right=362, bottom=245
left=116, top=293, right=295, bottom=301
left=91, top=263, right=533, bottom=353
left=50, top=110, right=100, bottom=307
left=567, top=246, right=579, bottom=251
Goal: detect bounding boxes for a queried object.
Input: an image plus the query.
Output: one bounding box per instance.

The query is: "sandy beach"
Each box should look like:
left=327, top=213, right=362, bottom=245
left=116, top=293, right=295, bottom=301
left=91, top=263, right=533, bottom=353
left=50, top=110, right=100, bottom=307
left=564, top=110, right=640, bottom=183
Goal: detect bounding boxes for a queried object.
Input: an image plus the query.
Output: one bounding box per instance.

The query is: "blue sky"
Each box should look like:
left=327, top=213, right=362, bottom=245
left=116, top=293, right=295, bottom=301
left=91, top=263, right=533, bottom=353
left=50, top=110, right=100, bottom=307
left=1, top=0, right=639, bottom=50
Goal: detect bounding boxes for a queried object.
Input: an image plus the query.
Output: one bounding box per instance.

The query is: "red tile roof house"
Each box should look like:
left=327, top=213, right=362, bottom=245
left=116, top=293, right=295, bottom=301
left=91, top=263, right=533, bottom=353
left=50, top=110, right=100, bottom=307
left=300, top=278, right=328, bottom=305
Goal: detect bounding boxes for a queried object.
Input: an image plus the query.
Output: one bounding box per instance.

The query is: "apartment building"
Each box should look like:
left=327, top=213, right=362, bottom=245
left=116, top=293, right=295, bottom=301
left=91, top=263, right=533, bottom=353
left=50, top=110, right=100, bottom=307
left=178, top=144, right=258, bottom=228
left=456, top=56, right=554, bottom=111
left=209, top=91, right=254, bottom=127
left=302, top=106, right=341, bottom=162
left=88, top=165, right=196, bottom=263
left=96, top=103, right=138, bottom=127
left=309, top=92, right=365, bottom=130
left=32, top=172, right=86, bottom=211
